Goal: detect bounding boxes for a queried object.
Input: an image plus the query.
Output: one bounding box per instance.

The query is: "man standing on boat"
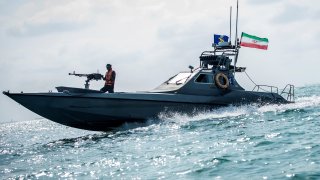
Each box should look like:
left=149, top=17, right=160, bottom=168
left=100, top=64, right=116, bottom=93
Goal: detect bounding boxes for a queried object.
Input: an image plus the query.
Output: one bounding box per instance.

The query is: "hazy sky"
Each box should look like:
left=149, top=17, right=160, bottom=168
left=1, top=0, right=320, bottom=122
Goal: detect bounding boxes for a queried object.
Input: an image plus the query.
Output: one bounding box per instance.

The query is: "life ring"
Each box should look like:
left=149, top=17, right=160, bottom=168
left=214, top=73, right=229, bottom=89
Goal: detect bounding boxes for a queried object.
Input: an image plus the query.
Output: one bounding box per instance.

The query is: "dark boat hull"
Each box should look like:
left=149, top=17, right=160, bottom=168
left=3, top=90, right=289, bottom=131
left=3, top=92, right=214, bottom=130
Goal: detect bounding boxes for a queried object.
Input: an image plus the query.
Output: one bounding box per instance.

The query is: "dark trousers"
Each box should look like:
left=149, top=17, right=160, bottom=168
left=100, top=85, right=114, bottom=93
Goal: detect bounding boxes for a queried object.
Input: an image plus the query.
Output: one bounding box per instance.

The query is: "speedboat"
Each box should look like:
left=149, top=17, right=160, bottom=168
left=3, top=44, right=294, bottom=131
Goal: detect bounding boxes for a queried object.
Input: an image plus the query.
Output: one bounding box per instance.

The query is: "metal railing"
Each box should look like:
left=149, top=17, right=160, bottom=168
left=252, top=85, right=279, bottom=94
left=245, top=72, right=295, bottom=103
left=252, top=84, right=295, bottom=102
left=280, top=84, right=295, bottom=102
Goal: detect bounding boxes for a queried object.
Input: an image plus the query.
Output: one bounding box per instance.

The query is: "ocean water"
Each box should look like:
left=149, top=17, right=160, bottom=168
left=1, top=85, right=320, bottom=179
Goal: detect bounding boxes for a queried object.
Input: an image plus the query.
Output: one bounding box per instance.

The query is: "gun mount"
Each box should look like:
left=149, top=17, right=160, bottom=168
left=69, top=71, right=104, bottom=89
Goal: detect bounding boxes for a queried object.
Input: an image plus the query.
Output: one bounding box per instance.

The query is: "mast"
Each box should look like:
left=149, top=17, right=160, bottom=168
left=234, top=0, right=239, bottom=76
left=229, top=6, right=232, bottom=44
left=235, top=0, right=239, bottom=48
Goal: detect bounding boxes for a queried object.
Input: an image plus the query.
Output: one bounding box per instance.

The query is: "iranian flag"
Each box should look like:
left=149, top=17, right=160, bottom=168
left=240, top=32, right=269, bottom=50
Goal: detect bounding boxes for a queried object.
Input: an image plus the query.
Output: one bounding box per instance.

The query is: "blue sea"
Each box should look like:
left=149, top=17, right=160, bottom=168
left=1, top=85, right=320, bottom=179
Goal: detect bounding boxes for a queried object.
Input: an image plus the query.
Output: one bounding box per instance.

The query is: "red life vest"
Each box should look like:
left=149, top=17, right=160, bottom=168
left=105, top=70, right=114, bottom=86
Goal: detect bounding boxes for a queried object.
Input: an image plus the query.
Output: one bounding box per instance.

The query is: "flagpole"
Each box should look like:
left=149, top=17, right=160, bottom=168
left=230, top=6, right=232, bottom=44
left=234, top=0, right=239, bottom=77
left=235, top=0, right=238, bottom=48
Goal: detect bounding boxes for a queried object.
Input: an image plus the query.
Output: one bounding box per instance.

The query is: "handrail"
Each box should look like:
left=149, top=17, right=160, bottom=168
left=200, top=49, right=237, bottom=57
left=252, top=85, right=279, bottom=94
left=252, top=84, right=295, bottom=102
left=280, top=84, right=295, bottom=102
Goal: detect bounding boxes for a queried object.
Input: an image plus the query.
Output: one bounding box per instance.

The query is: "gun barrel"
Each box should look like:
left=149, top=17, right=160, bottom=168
left=69, top=72, right=103, bottom=79
left=69, top=72, right=89, bottom=77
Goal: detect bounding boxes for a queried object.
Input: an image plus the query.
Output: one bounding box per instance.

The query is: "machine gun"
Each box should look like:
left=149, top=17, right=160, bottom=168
left=69, top=71, right=104, bottom=89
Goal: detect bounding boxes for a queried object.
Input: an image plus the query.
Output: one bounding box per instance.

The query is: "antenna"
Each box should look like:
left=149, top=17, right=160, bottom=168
left=229, top=6, right=232, bottom=44
left=235, top=0, right=239, bottom=47
left=234, top=0, right=240, bottom=77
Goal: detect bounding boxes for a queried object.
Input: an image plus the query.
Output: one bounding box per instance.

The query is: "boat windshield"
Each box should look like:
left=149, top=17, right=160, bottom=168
left=167, top=72, right=192, bottom=84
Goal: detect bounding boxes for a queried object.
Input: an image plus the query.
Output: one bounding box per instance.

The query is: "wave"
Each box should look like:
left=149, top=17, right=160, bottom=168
left=257, top=95, right=320, bottom=113
left=157, top=95, right=320, bottom=124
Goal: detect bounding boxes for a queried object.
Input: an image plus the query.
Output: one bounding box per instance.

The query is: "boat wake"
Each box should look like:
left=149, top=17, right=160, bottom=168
left=156, top=95, right=320, bottom=125
left=257, top=95, right=320, bottom=113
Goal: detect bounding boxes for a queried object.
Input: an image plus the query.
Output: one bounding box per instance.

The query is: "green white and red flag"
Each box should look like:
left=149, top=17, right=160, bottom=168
left=240, top=32, right=269, bottom=50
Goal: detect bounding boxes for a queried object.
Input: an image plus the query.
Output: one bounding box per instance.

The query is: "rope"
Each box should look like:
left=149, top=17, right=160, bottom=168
left=244, top=71, right=269, bottom=92
left=244, top=71, right=257, bottom=86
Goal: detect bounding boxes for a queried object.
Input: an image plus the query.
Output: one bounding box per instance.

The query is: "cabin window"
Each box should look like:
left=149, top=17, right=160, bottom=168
left=195, top=74, right=210, bottom=83
left=167, top=72, right=192, bottom=84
